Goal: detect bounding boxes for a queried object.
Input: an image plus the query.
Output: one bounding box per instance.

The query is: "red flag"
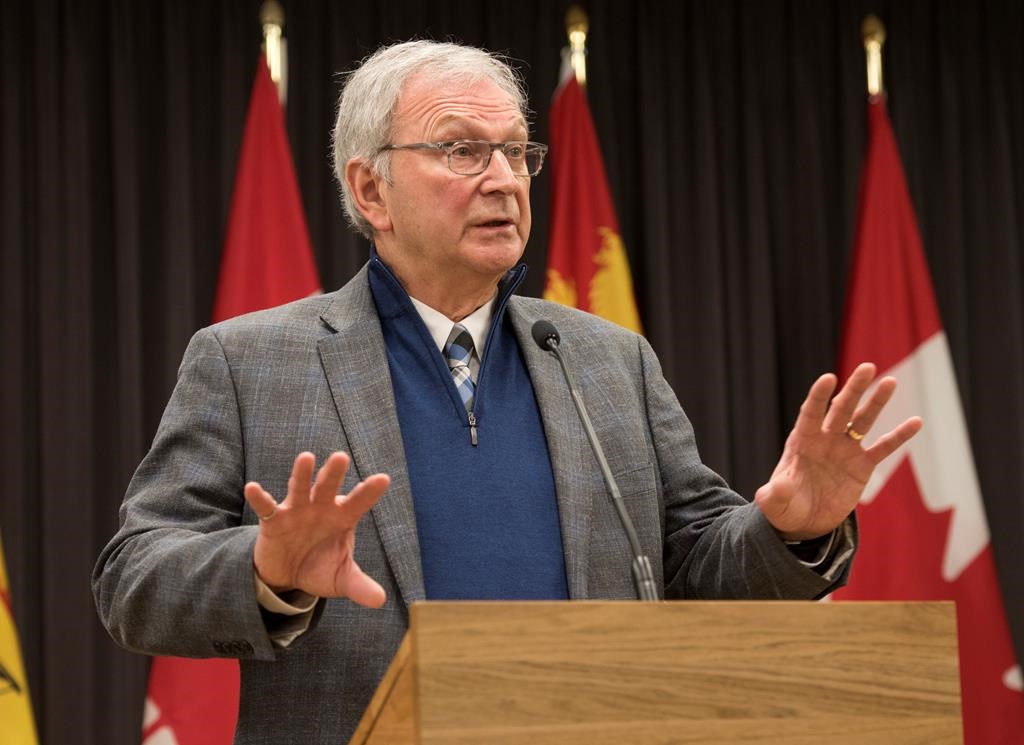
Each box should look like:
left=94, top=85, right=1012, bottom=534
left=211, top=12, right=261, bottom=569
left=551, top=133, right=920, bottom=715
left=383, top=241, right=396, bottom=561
left=832, top=97, right=1024, bottom=743
left=142, top=53, right=321, bottom=745
left=544, top=70, right=641, bottom=333
left=211, top=54, right=320, bottom=322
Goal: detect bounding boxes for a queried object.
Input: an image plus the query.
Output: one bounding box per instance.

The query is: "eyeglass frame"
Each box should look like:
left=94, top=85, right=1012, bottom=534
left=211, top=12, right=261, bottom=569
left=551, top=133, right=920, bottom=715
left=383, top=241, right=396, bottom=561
left=378, top=140, right=549, bottom=177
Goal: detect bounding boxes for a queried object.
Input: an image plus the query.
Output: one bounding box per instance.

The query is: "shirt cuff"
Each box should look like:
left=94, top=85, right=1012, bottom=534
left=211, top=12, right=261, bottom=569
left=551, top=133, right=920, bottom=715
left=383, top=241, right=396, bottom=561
left=783, top=517, right=855, bottom=581
left=254, top=574, right=318, bottom=647
left=784, top=529, right=837, bottom=568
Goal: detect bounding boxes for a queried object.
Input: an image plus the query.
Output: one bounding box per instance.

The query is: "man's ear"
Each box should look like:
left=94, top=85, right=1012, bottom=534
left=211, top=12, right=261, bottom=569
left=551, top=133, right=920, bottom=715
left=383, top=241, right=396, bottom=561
left=345, top=159, right=392, bottom=233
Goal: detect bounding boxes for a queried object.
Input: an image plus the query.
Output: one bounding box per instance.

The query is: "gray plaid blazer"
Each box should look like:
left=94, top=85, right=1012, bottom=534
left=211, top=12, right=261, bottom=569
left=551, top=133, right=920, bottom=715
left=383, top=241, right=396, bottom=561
left=94, top=264, right=851, bottom=745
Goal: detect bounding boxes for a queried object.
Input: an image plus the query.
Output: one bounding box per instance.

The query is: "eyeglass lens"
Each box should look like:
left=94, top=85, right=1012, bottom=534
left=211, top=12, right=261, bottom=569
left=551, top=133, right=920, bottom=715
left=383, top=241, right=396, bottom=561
left=448, top=142, right=544, bottom=176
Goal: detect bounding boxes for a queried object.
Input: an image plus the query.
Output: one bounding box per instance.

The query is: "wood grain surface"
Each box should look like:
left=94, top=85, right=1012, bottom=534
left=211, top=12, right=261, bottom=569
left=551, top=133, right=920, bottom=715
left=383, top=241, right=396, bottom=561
left=351, top=601, right=962, bottom=744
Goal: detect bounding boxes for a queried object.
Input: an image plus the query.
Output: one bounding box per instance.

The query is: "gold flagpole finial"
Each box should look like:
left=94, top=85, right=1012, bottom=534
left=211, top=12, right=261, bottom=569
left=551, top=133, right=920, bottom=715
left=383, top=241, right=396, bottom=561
left=862, top=14, right=886, bottom=98
left=260, top=0, right=287, bottom=103
left=566, top=5, right=588, bottom=87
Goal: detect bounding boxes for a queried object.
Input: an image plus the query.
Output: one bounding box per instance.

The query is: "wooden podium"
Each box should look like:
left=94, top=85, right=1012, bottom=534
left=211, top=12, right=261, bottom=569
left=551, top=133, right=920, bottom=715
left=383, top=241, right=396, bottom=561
left=349, top=601, right=963, bottom=744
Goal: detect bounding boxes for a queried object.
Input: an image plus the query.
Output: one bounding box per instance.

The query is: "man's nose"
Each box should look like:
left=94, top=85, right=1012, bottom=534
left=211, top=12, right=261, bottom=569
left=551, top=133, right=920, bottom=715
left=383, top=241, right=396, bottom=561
left=481, top=148, right=520, bottom=193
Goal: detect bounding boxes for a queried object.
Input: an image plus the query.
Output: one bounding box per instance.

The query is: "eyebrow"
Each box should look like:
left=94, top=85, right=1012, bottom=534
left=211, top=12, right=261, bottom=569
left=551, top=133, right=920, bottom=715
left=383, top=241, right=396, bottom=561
left=432, top=115, right=529, bottom=140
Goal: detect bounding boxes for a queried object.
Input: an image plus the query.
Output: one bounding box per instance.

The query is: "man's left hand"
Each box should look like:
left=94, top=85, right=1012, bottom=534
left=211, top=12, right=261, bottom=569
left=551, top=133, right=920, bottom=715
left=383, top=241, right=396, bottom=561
left=755, top=362, right=923, bottom=541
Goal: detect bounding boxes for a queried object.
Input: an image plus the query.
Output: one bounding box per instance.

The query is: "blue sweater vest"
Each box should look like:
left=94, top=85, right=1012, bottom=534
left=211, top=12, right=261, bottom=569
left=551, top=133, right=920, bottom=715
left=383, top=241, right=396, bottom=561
left=368, top=258, right=569, bottom=600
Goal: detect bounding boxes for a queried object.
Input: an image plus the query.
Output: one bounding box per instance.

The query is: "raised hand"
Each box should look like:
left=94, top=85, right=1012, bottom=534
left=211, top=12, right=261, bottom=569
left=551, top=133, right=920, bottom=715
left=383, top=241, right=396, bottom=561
left=243, top=451, right=390, bottom=607
left=755, top=362, right=923, bottom=541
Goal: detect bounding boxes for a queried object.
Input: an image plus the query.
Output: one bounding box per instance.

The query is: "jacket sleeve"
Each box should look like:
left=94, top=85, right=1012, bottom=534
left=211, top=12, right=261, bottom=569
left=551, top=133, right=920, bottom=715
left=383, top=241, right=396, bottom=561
left=92, top=327, right=285, bottom=662
left=636, top=335, right=856, bottom=600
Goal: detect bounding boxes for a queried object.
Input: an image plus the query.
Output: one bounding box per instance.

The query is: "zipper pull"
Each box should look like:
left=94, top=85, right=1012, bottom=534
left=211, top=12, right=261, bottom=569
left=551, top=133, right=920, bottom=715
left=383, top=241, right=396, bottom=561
left=468, top=411, right=478, bottom=446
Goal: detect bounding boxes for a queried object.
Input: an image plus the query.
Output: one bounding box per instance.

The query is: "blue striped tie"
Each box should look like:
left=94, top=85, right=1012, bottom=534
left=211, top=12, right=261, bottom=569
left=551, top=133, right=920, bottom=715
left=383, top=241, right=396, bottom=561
left=444, top=323, right=476, bottom=412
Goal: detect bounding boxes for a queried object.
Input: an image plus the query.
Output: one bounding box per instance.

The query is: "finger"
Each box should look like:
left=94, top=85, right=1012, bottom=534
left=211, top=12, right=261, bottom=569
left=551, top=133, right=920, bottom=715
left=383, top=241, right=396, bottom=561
left=243, top=481, right=279, bottom=520
left=336, top=473, right=391, bottom=525
left=284, top=452, right=316, bottom=506
left=846, top=376, right=897, bottom=437
left=864, top=416, right=923, bottom=465
left=342, top=564, right=387, bottom=608
left=311, top=451, right=351, bottom=503
left=792, top=373, right=838, bottom=436
left=823, top=363, right=877, bottom=434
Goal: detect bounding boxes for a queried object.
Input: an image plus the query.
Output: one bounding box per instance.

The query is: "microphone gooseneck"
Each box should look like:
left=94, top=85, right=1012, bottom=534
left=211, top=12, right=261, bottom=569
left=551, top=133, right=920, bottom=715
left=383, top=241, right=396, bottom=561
left=531, top=320, right=659, bottom=602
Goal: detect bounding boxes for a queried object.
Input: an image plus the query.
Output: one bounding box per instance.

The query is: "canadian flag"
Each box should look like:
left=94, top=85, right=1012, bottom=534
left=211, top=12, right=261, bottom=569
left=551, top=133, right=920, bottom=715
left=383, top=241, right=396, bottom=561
left=832, top=96, right=1024, bottom=743
left=142, top=52, right=320, bottom=745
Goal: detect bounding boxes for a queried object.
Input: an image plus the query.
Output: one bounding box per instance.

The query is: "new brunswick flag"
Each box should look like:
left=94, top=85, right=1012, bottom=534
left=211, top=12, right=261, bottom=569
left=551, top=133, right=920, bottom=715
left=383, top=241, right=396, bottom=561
left=0, top=528, right=39, bottom=745
left=545, top=68, right=641, bottom=333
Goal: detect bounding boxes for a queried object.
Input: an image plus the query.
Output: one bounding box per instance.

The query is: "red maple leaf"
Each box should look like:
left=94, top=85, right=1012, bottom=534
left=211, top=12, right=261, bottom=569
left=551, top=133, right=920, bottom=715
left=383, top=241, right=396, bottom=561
left=833, top=458, right=1024, bottom=743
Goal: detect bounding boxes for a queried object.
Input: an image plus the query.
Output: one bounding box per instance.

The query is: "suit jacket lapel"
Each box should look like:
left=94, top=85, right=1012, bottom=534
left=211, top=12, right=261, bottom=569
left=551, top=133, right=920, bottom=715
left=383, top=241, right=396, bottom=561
left=509, top=299, right=592, bottom=599
left=317, top=266, right=426, bottom=605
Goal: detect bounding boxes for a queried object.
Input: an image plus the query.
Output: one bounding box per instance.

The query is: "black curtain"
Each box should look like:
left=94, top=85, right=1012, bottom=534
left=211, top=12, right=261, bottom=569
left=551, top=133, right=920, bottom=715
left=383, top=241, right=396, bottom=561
left=2, top=1, right=1022, bottom=742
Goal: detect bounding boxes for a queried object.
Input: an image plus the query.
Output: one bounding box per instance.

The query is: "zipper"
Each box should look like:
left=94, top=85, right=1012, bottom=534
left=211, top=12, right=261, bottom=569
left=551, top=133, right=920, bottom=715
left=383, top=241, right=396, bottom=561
left=455, top=264, right=527, bottom=450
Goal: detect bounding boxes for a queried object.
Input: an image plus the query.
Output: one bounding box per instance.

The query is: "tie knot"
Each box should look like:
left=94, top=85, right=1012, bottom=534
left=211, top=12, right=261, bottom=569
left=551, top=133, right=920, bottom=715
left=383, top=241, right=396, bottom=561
left=445, top=324, right=475, bottom=367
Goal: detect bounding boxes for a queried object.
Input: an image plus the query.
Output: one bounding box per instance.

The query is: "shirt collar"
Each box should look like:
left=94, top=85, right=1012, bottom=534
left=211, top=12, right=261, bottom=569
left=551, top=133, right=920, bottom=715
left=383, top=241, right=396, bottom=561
left=409, top=293, right=496, bottom=356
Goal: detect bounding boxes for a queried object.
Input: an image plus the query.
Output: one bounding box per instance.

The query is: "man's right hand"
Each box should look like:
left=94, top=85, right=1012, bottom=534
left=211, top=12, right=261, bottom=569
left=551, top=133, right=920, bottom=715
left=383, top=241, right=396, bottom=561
left=243, top=451, right=389, bottom=607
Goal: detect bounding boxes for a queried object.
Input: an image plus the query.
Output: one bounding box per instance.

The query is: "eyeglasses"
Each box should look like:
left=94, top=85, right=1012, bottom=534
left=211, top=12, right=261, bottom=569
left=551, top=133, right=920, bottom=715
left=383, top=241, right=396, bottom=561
left=379, top=140, right=548, bottom=177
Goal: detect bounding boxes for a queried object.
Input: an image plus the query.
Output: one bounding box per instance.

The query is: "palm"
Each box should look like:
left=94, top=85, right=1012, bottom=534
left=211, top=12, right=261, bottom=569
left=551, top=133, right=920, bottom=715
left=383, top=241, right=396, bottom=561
left=244, top=452, right=389, bottom=606
left=755, top=363, right=922, bottom=541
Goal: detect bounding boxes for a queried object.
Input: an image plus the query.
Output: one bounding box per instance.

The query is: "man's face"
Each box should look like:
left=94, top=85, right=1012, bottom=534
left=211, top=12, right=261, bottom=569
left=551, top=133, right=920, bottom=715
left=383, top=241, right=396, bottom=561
left=373, top=74, right=532, bottom=296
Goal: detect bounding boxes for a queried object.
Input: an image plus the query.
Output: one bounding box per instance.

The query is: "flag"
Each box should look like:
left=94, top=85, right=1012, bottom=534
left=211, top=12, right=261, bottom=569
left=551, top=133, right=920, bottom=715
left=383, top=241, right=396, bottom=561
left=832, top=97, right=1024, bottom=743
left=143, top=52, right=321, bottom=745
left=544, top=66, right=642, bottom=333
left=0, top=528, right=38, bottom=745
left=211, top=54, right=320, bottom=323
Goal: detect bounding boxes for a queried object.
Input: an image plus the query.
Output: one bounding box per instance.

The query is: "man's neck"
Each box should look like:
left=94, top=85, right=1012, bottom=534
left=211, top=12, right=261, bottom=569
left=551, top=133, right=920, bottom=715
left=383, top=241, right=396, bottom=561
left=410, top=288, right=495, bottom=323
left=373, top=252, right=502, bottom=322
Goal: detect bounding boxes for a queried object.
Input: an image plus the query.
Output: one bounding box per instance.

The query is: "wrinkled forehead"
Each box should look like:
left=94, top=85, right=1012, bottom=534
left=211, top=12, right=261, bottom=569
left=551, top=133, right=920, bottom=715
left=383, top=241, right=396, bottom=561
left=391, top=72, right=528, bottom=140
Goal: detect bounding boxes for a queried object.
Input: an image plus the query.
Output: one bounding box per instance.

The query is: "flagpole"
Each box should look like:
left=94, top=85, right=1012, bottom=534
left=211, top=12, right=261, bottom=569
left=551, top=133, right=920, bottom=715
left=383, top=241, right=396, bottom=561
left=861, top=14, right=886, bottom=98
left=566, top=5, right=588, bottom=87
left=260, top=0, right=287, bottom=104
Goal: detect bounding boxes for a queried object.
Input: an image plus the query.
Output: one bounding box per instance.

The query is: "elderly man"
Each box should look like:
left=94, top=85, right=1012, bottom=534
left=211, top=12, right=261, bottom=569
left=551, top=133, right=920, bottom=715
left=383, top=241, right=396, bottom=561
left=94, top=40, right=920, bottom=744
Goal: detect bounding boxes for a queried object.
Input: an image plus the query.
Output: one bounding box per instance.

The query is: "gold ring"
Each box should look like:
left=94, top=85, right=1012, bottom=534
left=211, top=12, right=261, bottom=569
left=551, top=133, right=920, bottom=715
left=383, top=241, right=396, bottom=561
left=846, top=422, right=866, bottom=441
left=259, top=504, right=278, bottom=521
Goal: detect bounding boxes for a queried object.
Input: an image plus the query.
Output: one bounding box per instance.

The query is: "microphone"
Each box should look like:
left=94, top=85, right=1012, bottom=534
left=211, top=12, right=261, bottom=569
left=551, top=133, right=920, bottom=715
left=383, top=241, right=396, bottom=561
left=532, top=320, right=659, bottom=601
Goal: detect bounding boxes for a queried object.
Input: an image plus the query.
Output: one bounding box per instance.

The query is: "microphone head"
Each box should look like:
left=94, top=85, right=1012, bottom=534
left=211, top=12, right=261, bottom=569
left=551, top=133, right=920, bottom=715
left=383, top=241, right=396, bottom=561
left=531, top=320, right=560, bottom=350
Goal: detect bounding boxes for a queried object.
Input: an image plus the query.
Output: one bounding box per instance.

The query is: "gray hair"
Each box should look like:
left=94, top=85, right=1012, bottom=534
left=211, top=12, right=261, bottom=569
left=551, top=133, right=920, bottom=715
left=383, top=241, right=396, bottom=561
left=332, top=40, right=529, bottom=239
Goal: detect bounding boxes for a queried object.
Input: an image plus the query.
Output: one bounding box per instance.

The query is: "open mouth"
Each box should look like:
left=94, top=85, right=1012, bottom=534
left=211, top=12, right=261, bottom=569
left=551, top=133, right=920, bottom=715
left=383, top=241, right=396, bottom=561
left=479, top=220, right=512, bottom=228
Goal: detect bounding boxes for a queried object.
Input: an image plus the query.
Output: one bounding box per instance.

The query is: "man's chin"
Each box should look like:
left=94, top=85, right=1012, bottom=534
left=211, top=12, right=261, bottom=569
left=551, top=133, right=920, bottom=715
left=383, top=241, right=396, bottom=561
left=463, top=237, right=526, bottom=270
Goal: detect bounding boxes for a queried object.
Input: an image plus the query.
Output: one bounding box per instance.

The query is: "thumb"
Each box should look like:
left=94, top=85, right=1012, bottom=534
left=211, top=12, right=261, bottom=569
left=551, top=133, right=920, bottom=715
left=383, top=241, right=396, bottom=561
left=342, top=564, right=387, bottom=608
left=754, top=478, right=795, bottom=525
